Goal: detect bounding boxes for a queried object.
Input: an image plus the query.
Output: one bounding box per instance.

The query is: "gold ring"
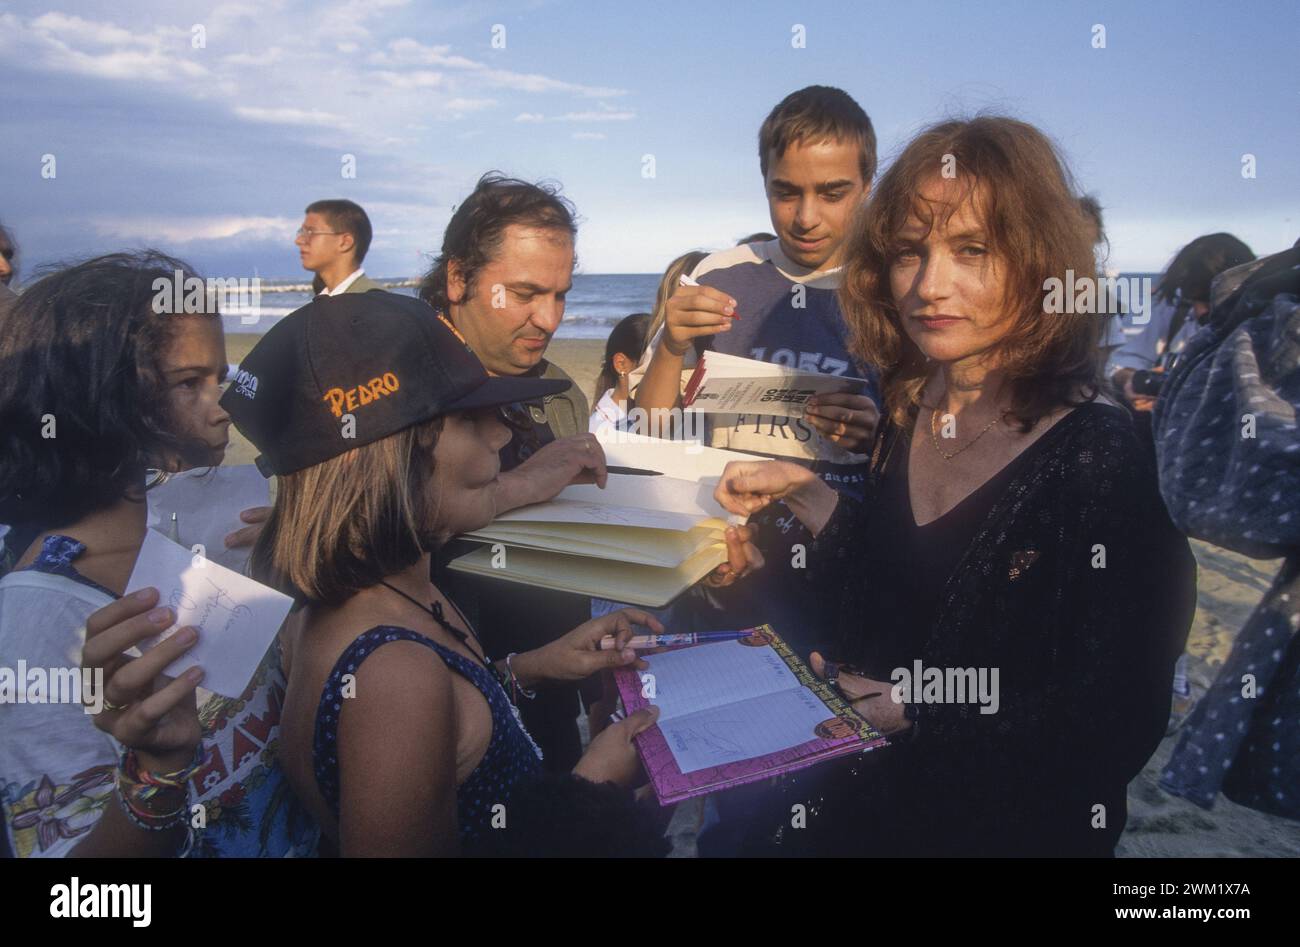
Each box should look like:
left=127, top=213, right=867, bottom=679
left=104, top=699, right=129, bottom=712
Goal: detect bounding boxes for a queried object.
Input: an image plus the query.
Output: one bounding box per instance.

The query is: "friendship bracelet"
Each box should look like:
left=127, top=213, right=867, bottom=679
left=504, top=652, right=537, bottom=701
left=116, top=762, right=189, bottom=818
left=115, top=779, right=188, bottom=831
left=119, top=745, right=207, bottom=800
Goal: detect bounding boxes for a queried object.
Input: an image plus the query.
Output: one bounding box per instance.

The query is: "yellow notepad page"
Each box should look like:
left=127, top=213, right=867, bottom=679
left=447, top=541, right=726, bottom=607
left=464, top=522, right=722, bottom=569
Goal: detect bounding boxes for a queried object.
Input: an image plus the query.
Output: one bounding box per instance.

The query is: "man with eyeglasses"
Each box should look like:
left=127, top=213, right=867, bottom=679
left=295, top=199, right=382, bottom=296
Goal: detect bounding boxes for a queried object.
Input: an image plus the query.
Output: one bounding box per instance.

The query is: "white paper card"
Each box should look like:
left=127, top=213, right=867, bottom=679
left=125, top=529, right=293, bottom=698
left=146, top=466, right=270, bottom=574
left=685, top=350, right=871, bottom=418
left=595, top=430, right=759, bottom=482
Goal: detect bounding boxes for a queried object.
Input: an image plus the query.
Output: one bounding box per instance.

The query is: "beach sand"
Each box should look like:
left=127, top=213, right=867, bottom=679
left=1118, top=543, right=1300, bottom=857
left=224, top=332, right=1299, bottom=856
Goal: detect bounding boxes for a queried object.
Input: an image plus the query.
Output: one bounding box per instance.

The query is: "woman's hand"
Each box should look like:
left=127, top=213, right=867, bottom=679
left=702, top=523, right=765, bottom=587
left=809, top=652, right=911, bottom=737
left=572, top=706, right=660, bottom=787
left=82, top=587, right=205, bottom=772
left=714, top=460, right=839, bottom=536
left=512, top=608, right=659, bottom=688
left=224, top=505, right=271, bottom=550
left=805, top=393, right=880, bottom=452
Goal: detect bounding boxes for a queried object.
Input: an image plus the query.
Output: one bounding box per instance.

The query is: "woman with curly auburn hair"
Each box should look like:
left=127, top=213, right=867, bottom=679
left=712, top=116, right=1198, bottom=856
left=843, top=115, right=1103, bottom=432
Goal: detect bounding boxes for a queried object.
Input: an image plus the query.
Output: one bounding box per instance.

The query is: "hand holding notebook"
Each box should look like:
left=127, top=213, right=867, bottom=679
left=613, top=625, right=887, bottom=804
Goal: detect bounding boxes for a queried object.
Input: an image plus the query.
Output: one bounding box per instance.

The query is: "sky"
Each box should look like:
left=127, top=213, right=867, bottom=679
left=1, top=0, right=1296, bottom=279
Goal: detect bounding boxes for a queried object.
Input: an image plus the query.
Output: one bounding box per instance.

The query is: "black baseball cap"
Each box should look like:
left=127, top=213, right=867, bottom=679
left=221, top=292, right=570, bottom=475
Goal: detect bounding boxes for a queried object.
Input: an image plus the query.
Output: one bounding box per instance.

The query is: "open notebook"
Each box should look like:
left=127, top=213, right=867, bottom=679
left=683, top=349, right=872, bottom=418
left=614, top=626, right=887, bottom=804
left=448, top=432, right=755, bottom=607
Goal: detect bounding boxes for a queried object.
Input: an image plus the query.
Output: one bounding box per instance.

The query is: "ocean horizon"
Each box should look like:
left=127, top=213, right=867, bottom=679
left=221, top=272, right=662, bottom=340
left=221, top=270, right=1162, bottom=340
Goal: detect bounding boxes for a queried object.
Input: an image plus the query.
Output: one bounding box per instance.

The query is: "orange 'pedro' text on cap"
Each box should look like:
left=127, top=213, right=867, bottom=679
left=323, top=372, right=401, bottom=418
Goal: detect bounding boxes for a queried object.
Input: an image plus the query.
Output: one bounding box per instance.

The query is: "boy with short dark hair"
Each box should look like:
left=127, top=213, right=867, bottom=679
left=296, top=199, right=379, bottom=295
left=634, top=85, right=882, bottom=652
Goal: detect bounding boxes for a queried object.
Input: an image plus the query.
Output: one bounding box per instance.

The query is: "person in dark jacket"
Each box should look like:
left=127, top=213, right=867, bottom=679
left=1155, top=241, right=1300, bottom=820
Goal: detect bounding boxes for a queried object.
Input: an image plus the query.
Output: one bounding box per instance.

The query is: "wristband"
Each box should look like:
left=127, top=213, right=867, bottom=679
left=120, top=745, right=207, bottom=802
left=505, top=652, right=537, bottom=701
left=116, top=780, right=197, bottom=856
left=116, top=783, right=187, bottom=830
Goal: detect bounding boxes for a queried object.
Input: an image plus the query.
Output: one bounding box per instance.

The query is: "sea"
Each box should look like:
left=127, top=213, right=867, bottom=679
left=221, top=273, right=661, bottom=340
left=220, top=271, right=1162, bottom=341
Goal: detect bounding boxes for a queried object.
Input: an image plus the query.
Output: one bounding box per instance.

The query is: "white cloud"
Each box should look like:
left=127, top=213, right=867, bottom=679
left=234, top=106, right=345, bottom=126
left=573, top=132, right=606, bottom=140
left=4, top=12, right=209, bottom=83
left=517, top=111, right=637, bottom=125
left=222, top=47, right=284, bottom=67
left=478, top=67, right=623, bottom=98
left=372, top=69, right=445, bottom=89
left=1, top=10, right=636, bottom=140
left=557, top=110, right=636, bottom=122
left=372, top=37, right=626, bottom=97
left=93, top=215, right=299, bottom=244
left=30, top=12, right=136, bottom=46
left=443, top=97, right=497, bottom=113
left=314, top=0, right=412, bottom=43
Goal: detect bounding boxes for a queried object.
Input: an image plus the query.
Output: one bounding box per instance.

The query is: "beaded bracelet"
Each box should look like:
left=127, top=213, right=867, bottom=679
left=115, top=774, right=188, bottom=831
left=116, top=780, right=197, bottom=856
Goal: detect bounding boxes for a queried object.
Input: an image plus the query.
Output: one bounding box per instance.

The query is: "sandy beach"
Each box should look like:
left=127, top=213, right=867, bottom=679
left=1118, top=544, right=1300, bottom=857
left=224, top=332, right=1299, bottom=857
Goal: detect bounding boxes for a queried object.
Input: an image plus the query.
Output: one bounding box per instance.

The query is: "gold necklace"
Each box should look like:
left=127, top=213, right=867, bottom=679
left=929, top=404, right=1001, bottom=461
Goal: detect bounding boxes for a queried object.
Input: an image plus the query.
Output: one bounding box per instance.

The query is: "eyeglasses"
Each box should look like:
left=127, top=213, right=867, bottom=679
left=295, top=227, right=344, bottom=239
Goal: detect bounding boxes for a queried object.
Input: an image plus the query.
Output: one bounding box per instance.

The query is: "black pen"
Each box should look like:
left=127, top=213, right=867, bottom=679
left=605, top=465, right=663, bottom=477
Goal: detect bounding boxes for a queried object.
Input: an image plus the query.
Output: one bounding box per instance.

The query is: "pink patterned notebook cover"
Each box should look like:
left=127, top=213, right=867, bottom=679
left=613, top=625, right=888, bottom=805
